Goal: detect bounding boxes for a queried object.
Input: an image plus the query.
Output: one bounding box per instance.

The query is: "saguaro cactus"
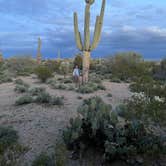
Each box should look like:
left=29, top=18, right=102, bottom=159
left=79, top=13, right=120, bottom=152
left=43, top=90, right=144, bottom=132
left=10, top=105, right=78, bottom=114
left=37, top=37, right=42, bottom=64
left=0, top=51, right=3, bottom=63
left=57, top=50, right=61, bottom=62
left=74, top=0, right=105, bottom=83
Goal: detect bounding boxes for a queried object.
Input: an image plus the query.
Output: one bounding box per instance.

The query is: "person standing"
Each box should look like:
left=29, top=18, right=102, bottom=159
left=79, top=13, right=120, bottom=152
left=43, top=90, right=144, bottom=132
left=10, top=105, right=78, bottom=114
left=73, top=65, right=80, bottom=87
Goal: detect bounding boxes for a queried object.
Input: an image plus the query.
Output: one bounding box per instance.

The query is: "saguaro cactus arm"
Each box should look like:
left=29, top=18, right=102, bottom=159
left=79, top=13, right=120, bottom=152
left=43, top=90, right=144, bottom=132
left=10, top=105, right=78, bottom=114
left=84, top=4, right=90, bottom=51
left=90, top=0, right=105, bottom=51
left=74, top=12, right=83, bottom=51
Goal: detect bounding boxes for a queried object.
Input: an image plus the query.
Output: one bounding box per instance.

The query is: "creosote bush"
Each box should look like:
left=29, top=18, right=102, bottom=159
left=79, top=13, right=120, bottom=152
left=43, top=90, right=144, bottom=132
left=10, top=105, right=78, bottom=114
left=128, top=76, right=166, bottom=126
left=63, top=97, right=165, bottom=164
left=14, top=79, right=30, bottom=93
left=6, top=56, right=36, bottom=76
left=0, top=126, right=27, bottom=166
left=15, top=87, right=64, bottom=106
left=35, top=65, right=53, bottom=82
left=15, top=95, right=33, bottom=105
left=77, top=82, right=105, bottom=94
left=0, top=126, right=18, bottom=155
left=32, top=153, right=55, bottom=166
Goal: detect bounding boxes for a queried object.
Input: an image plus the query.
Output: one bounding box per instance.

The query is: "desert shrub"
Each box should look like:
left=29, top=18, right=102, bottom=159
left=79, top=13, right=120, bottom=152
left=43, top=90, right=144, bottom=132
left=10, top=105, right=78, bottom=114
left=128, top=75, right=166, bottom=125
left=15, top=95, right=33, bottom=105
left=0, top=74, right=12, bottom=84
left=15, top=87, right=64, bottom=106
left=6, top=56, right=36, bottom=76
left=116, top=93, right=166, bottom=125
left=153, top=58, right=166, bottom=80
left=63, top=97, right=165, bottom=164
left=110, top=77, right=121, bottom=83
left=34, top=91, right=51, bottom=103
left=35, top=65, right=53, bottom=82
left=14, top=79, right=29, bottom=87
left=63, top=78, right=72, bottom=84
left=107, top=93, right=112, bottom=97
left=0, top=63, right=13, bottom=84
left=14, top=79, right=24, bottom=85
left=59, top=61, right=70, bottom=78
left=55, top=140, right=67, bottom=166
left=0, top=126, right=27, bottom=166
left=14, top=84, right=28, bottom=93
left=52, top=84, right=67, bottom=90
left=77, top=82, right=105, bottom=94
left=67, top=85, right=75, bottom=91
left=28, top=87, right=46, bottom=96
left=14, top=79, right=30, bottom=93
left=0, top=127, right=18, bottom=155
left=102, top=52, right=153, bottom=82
left=32, top=153, right=55, bottom=166
left=50, top=96, right=64, bottom=106
left=44, top=60, right=61, bottom=73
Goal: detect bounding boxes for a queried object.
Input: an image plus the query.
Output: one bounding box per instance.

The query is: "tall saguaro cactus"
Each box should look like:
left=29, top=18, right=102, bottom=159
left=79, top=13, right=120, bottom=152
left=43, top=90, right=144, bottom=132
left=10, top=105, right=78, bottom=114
left=57, top=49, right=61, bottom=62
left=0, top=51, right=3, bottom=63
left=74, top=0, right=105, bottom=83
left=37, top=37, right=42, bottom=64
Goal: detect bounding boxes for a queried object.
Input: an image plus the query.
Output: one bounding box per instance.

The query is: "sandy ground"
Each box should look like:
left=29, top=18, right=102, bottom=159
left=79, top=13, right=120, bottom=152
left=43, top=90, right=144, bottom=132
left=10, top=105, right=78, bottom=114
left=0, top=76, right=132, bottom=166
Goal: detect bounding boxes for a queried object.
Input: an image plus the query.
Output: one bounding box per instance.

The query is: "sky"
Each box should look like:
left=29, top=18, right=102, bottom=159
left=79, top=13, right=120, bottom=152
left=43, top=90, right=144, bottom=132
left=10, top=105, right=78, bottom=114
left=0, top=0, right=166, bottom=60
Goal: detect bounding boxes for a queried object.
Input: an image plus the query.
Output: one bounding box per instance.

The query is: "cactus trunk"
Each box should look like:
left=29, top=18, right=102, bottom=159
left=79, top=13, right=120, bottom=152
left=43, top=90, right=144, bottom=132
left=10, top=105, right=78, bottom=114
left=37, top=37, right=42, bottom=65
left=83, top=51, right=90, bottom=83
left=0, top=55, right=3, bottom=63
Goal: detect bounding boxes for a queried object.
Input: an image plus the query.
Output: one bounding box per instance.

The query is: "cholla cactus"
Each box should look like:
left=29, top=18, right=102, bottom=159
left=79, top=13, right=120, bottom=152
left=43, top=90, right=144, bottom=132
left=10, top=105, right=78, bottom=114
left=74, top=0, right=106, bottom=83
left=37, top=37, right=42, bottom=64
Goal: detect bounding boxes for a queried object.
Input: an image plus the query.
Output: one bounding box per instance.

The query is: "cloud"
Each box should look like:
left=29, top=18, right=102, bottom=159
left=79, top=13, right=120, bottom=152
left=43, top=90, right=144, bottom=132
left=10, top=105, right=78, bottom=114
left=0, top=0, right=166, bottom=60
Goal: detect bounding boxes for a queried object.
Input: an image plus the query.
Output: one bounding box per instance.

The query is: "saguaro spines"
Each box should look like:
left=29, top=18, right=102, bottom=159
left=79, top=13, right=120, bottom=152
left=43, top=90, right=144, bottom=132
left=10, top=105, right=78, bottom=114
left=37, top=37, right=42, bottom=64
left=74, top=0, right=106, bottom=83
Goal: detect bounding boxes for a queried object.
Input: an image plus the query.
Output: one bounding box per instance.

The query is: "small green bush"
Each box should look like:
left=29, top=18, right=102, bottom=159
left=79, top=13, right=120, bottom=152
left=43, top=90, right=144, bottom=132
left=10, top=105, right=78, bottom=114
left=14, top=85, right=28, bottom=93
left=15, top=95, right=33, bottom=105
left=35, top=65, right=53, bottom=82
left=107, top=93, right=112, bottom=97
left=0, top=74, right=12, bottom=84
left=63, top=78, right=72, bottom=84
left=14, top=79, right=29, bottom=88
left=32, top=153, right=55, bottom=166
left=14, top=79, right=24, bottom=85
left=110, top=77, right=121, bottom=83
left=55, top=141, right=67, bottom=166
left=50, top=96, right=64, bottom=106
left=77, top=82, right=105, bottom=94
left=34, top=91, right=51, bottom=103
left=0, top=127, right=18, bottom=155
left=6, top=56, right=36, bottom=76
left=0, top=126, right=27, bottom=166
left=28, top=87, right=46, bottom=96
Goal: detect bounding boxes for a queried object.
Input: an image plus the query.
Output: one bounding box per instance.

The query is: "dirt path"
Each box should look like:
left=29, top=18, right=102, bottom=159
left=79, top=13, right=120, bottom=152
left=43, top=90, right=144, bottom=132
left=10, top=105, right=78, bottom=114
left=0, top=76, right=132, bottom=165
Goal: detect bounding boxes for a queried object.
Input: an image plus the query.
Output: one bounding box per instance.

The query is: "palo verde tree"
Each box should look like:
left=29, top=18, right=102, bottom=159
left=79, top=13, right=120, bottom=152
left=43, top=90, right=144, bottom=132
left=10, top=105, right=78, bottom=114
left=37, top=37, right=42, bottom=64
left=74, top=0, right=106, bottom=83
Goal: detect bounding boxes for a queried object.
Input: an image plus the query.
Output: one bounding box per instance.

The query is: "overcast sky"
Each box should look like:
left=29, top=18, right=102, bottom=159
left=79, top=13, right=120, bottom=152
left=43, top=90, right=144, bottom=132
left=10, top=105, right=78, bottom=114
left=0, top=0, right=166, bottom=60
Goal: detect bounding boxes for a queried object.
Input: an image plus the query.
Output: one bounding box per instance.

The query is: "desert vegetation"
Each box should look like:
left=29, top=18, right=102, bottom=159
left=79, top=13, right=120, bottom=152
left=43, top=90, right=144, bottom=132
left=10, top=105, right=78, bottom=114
left=0, top=52, right=165, bottom=166
left=0, top=0, right=166, bottom=165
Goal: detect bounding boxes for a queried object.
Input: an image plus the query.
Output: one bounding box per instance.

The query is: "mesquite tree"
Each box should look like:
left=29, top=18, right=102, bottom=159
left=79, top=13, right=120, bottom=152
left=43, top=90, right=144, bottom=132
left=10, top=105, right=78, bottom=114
left=74, top=0, right=105, bottom=83
left=37, top=37, right=42, bottom=64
